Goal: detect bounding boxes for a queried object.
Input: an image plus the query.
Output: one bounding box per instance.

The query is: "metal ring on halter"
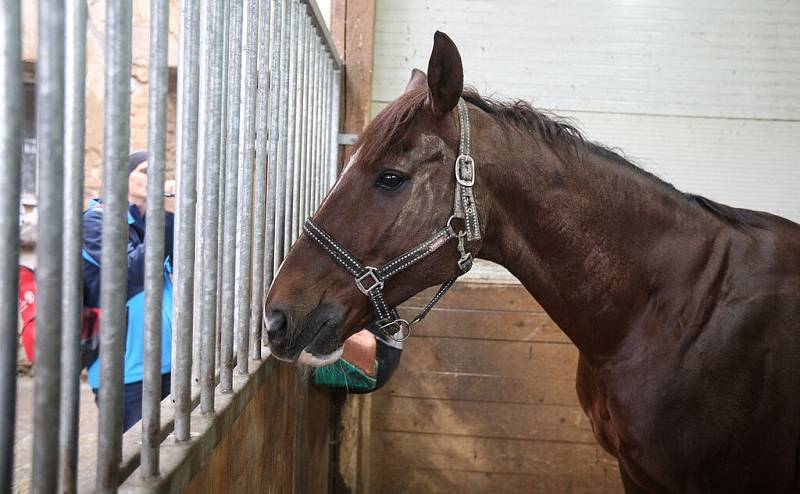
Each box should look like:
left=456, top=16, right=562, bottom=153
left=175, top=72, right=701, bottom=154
left=380, top=318, right=412, bottom=342
left=446, top=214, right=460, bottom=234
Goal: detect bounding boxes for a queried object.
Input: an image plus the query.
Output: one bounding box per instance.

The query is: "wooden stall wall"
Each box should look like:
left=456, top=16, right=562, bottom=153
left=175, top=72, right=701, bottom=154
left=366, top=281, right=623, bottom=493
left=185, top=362, right=333, bottom=494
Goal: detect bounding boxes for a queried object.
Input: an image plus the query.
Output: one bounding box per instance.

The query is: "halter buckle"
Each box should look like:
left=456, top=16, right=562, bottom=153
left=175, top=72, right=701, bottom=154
left=379, top=318, right=412, bottom=342
left=455, top=154, right=476, bottom=187
left=355, top=267, right=383, bottom=295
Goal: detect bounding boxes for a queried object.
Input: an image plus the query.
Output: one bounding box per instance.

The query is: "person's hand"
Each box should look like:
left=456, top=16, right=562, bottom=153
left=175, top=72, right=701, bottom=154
left=164, top=179, right=176, bottom=213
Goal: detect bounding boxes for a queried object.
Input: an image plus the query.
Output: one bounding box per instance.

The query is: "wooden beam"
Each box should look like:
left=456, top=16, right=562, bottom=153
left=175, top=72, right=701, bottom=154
left=331, top=0, right=376, bottom=138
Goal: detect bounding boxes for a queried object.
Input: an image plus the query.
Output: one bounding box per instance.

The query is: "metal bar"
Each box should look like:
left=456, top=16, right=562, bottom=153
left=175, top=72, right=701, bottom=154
left=95, top=1, right=131, bottom=491
left=320, top=47, right=328, bottom=203
left=300, top=18, right=313, bottom=236
left=282, top=0, right=299, bottom=253
left=173, top=0, right=201, bottom=442
left=219, top=0, right=244, bottom=392
left=330, top=66, right=341, bottom=188
left=248, top=0, right=272, bottom=361
left=141, top=0, right=169, bottom=478
left=190, top=0, right=209, bottom=387
left=58, top=0, right=86, bottom=491
left=264, top=0, right=284, bottom=321
left=0, top=2, right=22, bottom=491
left=214, top=0, right=230, bottom=373
left=310, top=41, right=321, bottom=213
left=199, top=0, right=225, bottom=414
left=271, top=0, right=289, bottom=273
left=300, top=24, right=314, bottom=229
left=318, top=57, right=330, bottom=206
left=290, top=15, right=307, bottom=242
left=32, top=0, right=66, bottom=491
left=235, top=0, right=259, bottom=373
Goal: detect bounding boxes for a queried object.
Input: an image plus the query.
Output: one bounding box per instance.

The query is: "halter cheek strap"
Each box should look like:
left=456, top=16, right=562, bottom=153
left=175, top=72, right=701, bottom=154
left=303, top=97, right=480, bottom=341
left=454, top=98, right=481, bottom=242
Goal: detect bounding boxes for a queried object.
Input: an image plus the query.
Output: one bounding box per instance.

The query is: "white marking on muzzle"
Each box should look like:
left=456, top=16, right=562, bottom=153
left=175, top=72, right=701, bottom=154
left=297, top=346, right=344, bottom=367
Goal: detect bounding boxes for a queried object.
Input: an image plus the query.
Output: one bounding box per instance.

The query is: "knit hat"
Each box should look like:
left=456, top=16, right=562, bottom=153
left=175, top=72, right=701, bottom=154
left=127, top=150, right=148, bottom=175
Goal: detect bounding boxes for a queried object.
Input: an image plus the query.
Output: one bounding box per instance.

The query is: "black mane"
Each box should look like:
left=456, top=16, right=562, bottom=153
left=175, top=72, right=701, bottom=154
left=461, top=89, right=764, bottom=229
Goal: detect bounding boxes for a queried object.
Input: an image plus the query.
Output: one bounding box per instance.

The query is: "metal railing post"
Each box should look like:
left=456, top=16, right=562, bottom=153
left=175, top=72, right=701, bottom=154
left=173, top=0, right=201, bottom=443
left=59, top=0, right=87, bottom=491
left=290, top=13, right=307, bottom=243
left=282, top=0, right=299, bottom=256
left=268, top=0, right=287, bottom=285
left=248, top=0, right=273, bottom=361
left=0, top=2, right=22, bottom=491
left=141, top=0, right=169, bottom=478
left=219, top=0, right=244, bottom=393
left=234, top=0, right=260, bottom=374
left=95, top=1, right=132, bottom=491
left=199, top=0, right=225, bottom=414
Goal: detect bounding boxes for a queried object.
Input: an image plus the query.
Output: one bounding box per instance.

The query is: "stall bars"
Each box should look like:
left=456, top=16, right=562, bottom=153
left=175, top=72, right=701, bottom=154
left=0, top=0, right=342, bottom=491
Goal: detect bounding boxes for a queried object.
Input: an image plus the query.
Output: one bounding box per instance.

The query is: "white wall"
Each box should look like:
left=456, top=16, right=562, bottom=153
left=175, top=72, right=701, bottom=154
left=371, top=0, right=800, bottom=221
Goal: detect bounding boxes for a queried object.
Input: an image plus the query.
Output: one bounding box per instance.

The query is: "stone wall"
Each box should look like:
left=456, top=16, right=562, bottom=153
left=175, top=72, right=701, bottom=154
left=21, top=0, right=180, bottom=199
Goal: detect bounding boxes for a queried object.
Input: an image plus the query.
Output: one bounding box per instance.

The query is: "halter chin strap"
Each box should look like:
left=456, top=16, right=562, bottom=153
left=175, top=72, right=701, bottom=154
left=303, top=97, right=479, bottom=341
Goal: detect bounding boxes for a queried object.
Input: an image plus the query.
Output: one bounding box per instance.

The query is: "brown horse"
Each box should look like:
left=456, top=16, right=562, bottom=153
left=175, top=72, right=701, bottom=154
left=265, top=32, right=800, bottom=493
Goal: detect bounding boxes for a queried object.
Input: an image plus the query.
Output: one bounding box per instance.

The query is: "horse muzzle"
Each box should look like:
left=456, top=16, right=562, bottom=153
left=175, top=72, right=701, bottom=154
left=264, top=304, right=344, bottom=365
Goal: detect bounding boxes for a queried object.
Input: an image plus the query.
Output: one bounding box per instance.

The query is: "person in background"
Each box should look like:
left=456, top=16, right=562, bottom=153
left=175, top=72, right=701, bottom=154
left=82, top=151, right=175, bottom=431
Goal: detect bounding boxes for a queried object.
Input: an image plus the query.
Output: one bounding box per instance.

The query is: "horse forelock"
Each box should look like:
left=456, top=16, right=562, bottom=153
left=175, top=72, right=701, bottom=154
left=351, top=88, right=428, bottom=168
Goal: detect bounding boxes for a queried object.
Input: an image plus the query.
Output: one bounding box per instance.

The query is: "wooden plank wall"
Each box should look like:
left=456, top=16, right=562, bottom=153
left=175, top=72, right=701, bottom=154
left=367, top=282, right=623, bottom=493
left=184, top=362, right=333, bottom=494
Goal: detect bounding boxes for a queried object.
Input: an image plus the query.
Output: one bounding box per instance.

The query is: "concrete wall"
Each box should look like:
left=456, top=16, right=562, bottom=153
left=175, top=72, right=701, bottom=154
left=371, top=0, right=800, bottom=221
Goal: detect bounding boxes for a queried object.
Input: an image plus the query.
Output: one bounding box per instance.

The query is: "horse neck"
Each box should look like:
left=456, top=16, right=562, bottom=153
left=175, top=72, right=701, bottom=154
left=477, top=128, right=724, bottom=364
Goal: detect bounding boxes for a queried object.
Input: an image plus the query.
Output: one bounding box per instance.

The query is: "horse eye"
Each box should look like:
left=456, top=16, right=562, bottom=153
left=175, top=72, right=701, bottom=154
left=374, top=171, right=407, bottom=191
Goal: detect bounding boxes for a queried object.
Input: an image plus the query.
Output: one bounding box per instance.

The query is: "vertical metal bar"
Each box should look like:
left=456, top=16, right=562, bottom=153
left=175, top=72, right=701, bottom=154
left=299, top=18, right=312, bottom=236
left=282, top=0, right=299, bottom=256
left=32, top=0, right=66, bottom=491
left=200, top=0, right=225, bottom=414
left=95, top=1, right=131, bottom=491
left=0, top=2, right=21, bottom=492
left=319, top=47, right=327, bottom=204
left=59, top=0, right=86, bottom=491
left=330, top=66, right=341, bottom=188
left=140, top=0, right=169, bottom=478
left=271, top=0, right=289, bottom=274
left=318, top=58, right=330, bottom=205
left=173, top=0, right=201, bottom=442
left=190, top=0, right=206, bottom=387
left=300, top=24, right=314, bottom=229
left=301, top=37, right=322, bottom=215
left=219, top=0, right=244, bottom=392
left=289, top=15, right=306, bottom=243
left=248, top=0, right=272, bottom=361
left=214, top=0, right=232, bottom=374
left=235, top=0, right=259, bottom=373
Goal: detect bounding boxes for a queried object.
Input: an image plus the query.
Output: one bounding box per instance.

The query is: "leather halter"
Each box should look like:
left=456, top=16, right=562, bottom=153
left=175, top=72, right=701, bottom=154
left=303, top=98, right=481, bottom=341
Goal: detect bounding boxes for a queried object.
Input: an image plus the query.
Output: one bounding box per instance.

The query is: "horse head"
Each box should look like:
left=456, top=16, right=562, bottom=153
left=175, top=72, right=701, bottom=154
left=264, top=32, right=488, bottom=365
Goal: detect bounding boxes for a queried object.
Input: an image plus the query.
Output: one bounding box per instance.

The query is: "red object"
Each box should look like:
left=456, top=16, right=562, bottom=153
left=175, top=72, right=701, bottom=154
left=18, top=265, right=36, bottom=362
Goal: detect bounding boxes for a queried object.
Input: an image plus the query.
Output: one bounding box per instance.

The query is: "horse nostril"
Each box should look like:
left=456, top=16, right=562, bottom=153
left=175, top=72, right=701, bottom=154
left=265, top=310, right=288, bottom=347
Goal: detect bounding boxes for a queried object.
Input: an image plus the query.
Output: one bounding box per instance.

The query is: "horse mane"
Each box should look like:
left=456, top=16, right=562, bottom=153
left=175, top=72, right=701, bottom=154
left=353, top=86, right=764, bottom=230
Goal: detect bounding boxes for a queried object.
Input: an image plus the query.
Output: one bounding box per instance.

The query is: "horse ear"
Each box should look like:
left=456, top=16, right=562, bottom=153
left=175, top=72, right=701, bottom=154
left=404, top=68, right=427, bottom=93
left=426, top=31, right=463, bottom=118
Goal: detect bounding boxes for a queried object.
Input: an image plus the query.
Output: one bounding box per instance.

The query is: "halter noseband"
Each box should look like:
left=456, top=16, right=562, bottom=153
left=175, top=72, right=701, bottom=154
left=303, top=98, right=481, bottom=342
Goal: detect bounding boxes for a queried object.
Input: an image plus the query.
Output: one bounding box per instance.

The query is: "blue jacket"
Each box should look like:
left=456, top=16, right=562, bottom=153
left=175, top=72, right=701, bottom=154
left=82, top=200, right=174, bottom=388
